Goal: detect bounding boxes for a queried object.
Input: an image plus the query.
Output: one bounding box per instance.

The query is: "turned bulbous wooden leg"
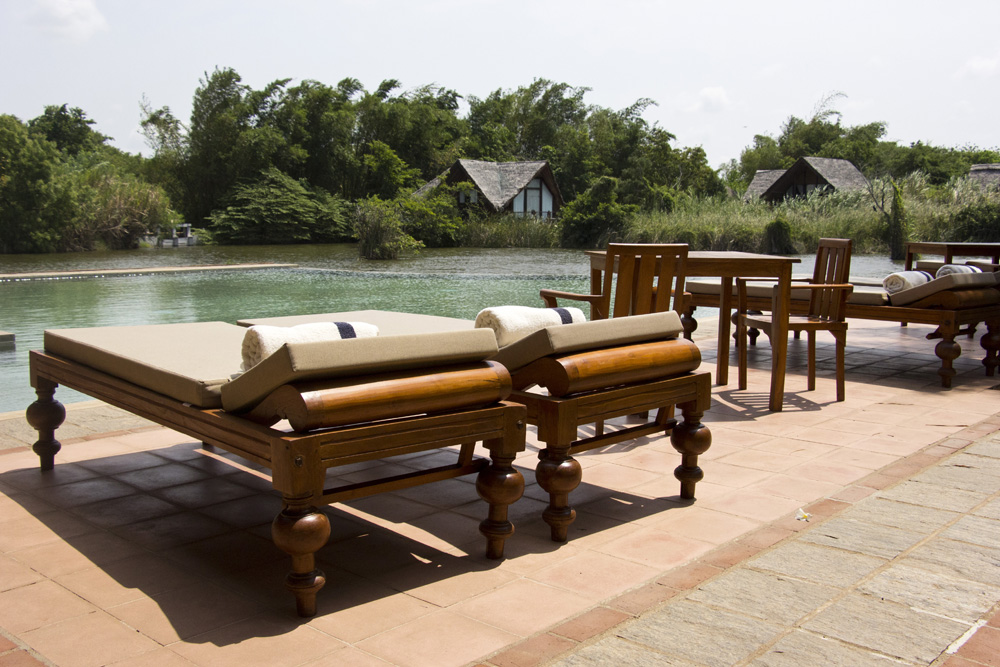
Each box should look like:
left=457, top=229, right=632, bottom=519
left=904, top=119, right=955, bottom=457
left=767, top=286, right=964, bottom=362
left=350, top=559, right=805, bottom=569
left=26, top=379, right=66, bottom=472
left=671, top=406, right=712, bottom=500
left=935, top=334, right=961, bottom=389
left=476, top=453, right=525, bottom=560
left=272, top=496, right=331, bottom=617
left=535, top=446, right=582, bottom=542
left=982, top=322, right=1000, bottom=377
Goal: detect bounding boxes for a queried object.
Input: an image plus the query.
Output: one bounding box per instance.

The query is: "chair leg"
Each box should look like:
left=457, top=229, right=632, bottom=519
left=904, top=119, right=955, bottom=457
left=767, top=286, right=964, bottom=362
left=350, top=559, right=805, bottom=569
left=535, top=445, right=582, bottom=542
left=807, top=331, right=816, bottom=391
left=737, top=316, right=748, bottom=390
left=26, top=378, right=65, bottom=472
left=833, top=330, right=847, bottom=401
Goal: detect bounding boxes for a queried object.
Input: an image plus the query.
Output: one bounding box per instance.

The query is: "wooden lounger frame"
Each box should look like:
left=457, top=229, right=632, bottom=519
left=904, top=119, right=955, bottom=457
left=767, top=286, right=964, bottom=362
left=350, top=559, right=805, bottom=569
left=684, top=291, right=1000, bottom=388
left=507, top=340, right=713, bottom=542
left=26, top=351, right=526, bottom=617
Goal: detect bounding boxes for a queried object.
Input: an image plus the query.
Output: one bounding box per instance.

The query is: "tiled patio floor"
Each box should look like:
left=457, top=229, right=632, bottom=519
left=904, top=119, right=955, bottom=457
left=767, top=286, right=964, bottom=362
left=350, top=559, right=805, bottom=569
left=1, top=317, right=998, bottom=666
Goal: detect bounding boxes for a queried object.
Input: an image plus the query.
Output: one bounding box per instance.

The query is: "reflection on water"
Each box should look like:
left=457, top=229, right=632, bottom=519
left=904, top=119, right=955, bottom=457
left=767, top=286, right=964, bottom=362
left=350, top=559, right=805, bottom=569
left=0, top=245, right=905, bottom=413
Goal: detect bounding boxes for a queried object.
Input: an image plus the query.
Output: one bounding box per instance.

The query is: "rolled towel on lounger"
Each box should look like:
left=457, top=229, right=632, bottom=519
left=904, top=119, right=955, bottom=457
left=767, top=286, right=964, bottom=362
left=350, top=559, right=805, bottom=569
left=475, top=306, right=586, bottom=347
left=241, top=321, right=379, bottom=370
left=882, top=270, right=933, bottom=295
left=936, top=264, right=982, bottom=278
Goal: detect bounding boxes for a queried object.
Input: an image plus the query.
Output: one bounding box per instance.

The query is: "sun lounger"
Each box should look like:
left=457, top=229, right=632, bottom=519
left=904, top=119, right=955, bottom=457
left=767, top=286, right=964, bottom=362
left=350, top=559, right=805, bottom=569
left=244, top=310, right=714, bottom=544
left=484, top=310, right=712, bottom=542
left=686, top=272, right=1000, bottom=387
left=26, top=321, right=526, bottom=617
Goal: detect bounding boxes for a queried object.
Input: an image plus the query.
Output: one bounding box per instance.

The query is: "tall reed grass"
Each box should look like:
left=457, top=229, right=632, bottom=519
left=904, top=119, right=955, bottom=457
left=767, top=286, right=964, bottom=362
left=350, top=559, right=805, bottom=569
left=621, top=174, right=1000, bottom=254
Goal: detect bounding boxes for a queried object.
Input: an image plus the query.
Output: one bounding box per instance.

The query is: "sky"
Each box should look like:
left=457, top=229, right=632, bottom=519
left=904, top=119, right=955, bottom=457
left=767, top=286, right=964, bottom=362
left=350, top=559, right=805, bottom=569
left=2, top=0, right=999, bottom=169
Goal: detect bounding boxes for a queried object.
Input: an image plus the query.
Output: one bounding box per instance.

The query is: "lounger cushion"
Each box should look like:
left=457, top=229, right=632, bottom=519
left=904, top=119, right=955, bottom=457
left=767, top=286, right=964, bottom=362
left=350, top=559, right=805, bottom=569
left=237, top=310, right=473, bottom=335
left=888, top=272, right=998, bottom=306
left=491, top=311, right=684, bottom=371
left=222, top=328, right=499, bottom=412
left=44, top=322, right=245, bottom=408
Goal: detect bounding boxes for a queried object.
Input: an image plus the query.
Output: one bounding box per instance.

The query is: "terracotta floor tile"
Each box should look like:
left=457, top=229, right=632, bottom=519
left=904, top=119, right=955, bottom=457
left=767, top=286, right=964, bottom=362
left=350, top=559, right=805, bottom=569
left=744, top=472, right=844, bottom=503
left=529, top=549, right=660, bottom=601
left=688, top=461, right=773, bottom=489
left=650, top=506, right=760, bottom=545
left=956, top=625, right=1000, bottom=666
left=56, top=552, right=204, bottom=608
left=110, top=509, right=233, bottom=550
left=0, top=554, right=45, bottom=591
left=196, top=493, right=281, bottom=528
left=551, top=606, right=631, bottom=642
left=171, top=615, right=343, bottom=667
left=594, top=526, right=714, bottom=570
left=20, top=610, right=160, bottom=667
left=453, top=578, right=591, bottom=636
left=714, top=448, right=804, bottom=472
left=103, top=646, right=199, bottom=666
left=698, top=489, right=804, bottom=522
left=35, top=477, right=138, bottom=507
left=355, top=610, right=519, bottom=667
left=783, top=459, right=875, bottom=486
left=75, top=451, right=171, bottom=475
left=382, top=556, right=518, bottom=607
left=151, top=476, right=259, bottom=508
left=297, top=646, right=398, bottom=666
left=0, top=580, right=98, bottom=633
left=107, top=582, right=265, bottom=643
left=309, top=588, right=435, bottom=643
left=70, top=493, right=182, bottom=528
left=10, top=530, right=144, bottom=578
left=0, top=511, right=97, bottom=553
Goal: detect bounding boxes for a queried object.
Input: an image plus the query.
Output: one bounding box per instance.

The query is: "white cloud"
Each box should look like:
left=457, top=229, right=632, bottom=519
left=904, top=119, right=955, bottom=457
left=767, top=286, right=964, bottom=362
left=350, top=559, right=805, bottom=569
left=692, top=87, right=732, bottom=114
left=955, top=54, right=1000, bottom=79
left=29, top=0, right=108, bottom=42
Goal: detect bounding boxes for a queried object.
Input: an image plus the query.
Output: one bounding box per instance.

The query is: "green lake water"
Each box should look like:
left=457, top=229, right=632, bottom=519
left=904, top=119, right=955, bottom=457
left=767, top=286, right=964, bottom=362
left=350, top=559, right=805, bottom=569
left=0, top=244, right=903, bottom=414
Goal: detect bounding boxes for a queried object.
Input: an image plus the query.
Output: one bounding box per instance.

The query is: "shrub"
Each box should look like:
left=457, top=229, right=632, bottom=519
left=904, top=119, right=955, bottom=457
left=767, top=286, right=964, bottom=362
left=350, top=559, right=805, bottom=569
left=886, top=180, right=908, bottom=260
left=763, top=213, right=796, bottom=254
left=560, top=176, right=637, bottom=248
left=950, top=202, right=1000, bottom=242
left=354, top=198, right=423, bottom=260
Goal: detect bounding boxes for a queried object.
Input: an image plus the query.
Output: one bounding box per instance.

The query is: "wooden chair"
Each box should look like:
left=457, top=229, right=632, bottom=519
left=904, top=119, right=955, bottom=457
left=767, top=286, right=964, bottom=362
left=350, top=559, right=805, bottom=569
left=737, top=238, right=854, bottom=403
left=540, top=243, right=688, bottom=319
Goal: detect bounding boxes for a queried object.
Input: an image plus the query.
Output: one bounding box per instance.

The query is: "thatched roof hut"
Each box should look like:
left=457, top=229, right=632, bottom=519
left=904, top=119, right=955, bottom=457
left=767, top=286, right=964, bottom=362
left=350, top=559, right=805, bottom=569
left=748, top=157, right=869, bottom=203
left=415, top=159, right=564, bottom=217
left=969, top=163, right=1000, bottom=190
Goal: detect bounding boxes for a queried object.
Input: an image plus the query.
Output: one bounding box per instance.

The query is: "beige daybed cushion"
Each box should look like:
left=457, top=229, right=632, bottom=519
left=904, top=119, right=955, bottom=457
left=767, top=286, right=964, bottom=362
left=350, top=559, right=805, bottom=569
left=491, top=311, right=684, bottom=372
left=237, top=309, right=473, bottom=335
left=222, top=328, right=498, bottom=412
left=44, top=322, right=245, bottom=409
left=888, top=272, right=998, bottom=306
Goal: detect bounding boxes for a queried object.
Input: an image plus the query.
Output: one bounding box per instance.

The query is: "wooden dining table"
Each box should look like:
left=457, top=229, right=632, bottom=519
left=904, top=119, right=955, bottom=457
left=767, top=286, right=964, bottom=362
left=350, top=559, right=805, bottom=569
left=586, top=250, right=800, bottom=411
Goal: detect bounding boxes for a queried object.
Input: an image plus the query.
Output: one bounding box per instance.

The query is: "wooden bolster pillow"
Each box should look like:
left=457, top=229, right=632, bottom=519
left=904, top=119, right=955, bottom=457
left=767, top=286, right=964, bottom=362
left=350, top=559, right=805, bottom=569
left=514, top=338, right=702, bottom=397
left=247, top=361, right=512, bottom=432
left=909, top=288, right=1000, bottom=310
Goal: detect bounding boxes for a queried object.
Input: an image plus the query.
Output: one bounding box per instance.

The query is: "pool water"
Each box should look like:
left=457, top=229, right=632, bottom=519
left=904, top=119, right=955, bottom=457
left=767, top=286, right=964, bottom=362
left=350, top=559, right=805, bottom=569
left=0, top=245, right=904, bottom=414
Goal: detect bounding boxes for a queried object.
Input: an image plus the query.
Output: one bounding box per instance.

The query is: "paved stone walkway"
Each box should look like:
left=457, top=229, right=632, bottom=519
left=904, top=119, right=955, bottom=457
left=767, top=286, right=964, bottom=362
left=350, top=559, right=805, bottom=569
left=535, top=430, right=1000, bottom=667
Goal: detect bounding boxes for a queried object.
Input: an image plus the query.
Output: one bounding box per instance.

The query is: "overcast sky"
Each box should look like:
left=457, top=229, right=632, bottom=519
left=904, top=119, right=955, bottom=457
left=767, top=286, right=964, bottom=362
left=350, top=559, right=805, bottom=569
left=3, top=0, right=999, bottom=168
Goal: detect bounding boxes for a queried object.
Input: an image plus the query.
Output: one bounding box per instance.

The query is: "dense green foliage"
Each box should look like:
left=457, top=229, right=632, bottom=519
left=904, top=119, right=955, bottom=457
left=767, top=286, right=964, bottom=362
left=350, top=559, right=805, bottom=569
left=723, top=94, right=1000, bottom=192
left=1, top=111, right=173, bottom=253
left=4, top=77, right=999, bottom=255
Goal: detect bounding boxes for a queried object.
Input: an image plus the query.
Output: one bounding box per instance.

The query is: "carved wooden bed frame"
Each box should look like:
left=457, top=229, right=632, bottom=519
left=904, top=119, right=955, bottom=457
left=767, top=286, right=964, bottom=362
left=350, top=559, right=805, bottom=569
left=27, top=346, right=526, bottom=617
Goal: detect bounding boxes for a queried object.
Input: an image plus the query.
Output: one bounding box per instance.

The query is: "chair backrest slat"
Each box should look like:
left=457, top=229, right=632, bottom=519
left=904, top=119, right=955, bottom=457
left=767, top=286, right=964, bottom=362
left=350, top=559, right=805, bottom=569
left=809, top=238, right=852, bottom=321
left=602, top=243, right=689, bottom=319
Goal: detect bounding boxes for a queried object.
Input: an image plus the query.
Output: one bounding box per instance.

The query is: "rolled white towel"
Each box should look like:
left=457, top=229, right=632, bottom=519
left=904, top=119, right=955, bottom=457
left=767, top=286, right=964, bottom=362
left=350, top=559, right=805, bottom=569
left=475, top=306, right=586, bottom=347
left=241, top=321, right=379, bottom=370
left=882, top=271, right=933, bottom=295
left=936, top=264, right=982, bottom=278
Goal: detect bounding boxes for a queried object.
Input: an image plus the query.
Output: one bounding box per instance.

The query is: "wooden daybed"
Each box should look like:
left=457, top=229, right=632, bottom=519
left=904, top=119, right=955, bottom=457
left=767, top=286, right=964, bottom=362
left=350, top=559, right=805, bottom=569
left=684, top=272, right=1000, bottom=388
left=27, top=320, right=527, bottom=617
left=241, top=310, right=714, bottom=544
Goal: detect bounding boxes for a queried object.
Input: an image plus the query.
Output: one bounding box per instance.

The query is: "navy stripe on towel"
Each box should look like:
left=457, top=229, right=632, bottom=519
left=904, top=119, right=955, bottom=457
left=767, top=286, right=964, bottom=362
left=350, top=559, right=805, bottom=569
left=553, top=308, right=574, bottom=324
left=918, top=271, right=933, bottom=280
left=334, top=322, right=357, bottom=338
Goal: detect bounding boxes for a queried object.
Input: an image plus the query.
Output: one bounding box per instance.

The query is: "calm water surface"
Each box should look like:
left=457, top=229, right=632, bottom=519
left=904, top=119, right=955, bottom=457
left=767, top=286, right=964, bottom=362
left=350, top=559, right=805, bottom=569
left=0, top=245, right=903, bottom=413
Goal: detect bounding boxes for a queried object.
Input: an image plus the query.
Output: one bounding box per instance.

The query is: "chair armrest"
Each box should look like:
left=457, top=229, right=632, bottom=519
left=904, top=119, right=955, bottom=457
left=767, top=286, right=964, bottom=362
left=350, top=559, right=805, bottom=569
left=539, top=289, right=603, bottom=308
